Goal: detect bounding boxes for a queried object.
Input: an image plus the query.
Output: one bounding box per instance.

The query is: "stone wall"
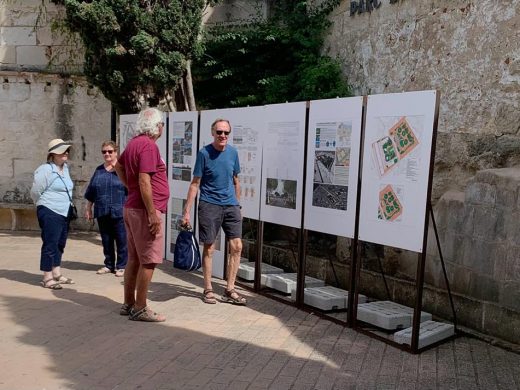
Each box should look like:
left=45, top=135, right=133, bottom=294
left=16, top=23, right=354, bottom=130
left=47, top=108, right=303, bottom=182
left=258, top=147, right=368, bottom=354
left=0, top=0, right=110, bottom=230
left=326, top=0, right=520, bottom=200
left=0, top=0, right=83, bottom=73
left=0, top=72, right=111, bottom=229
left=326, top=1, right=520, bottom=345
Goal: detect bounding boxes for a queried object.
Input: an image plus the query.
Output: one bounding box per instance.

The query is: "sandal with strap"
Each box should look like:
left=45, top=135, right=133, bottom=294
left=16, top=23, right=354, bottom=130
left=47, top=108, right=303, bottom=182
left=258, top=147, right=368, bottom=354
left=129, top=306, right=165, bottom=322
left=53, top=275, right=75, bottom=284
left=221, top=289, right=247, bottom=305
left=41, top=278, right=63, bottom=290
left=120, top=303, right=133, bottom=316
left=202, top=289, right=217, bottom=304
left=97, top=267, right=112, bottom=274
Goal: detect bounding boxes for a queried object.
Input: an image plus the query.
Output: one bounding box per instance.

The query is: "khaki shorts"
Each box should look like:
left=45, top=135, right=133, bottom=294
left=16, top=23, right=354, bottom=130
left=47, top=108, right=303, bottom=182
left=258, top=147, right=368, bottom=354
left=124, top=208, right=164, bottom=265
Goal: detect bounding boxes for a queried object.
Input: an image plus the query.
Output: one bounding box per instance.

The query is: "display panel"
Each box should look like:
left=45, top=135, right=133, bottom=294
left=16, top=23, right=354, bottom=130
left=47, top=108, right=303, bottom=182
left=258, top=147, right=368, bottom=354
left=358, top=90, right=438, bottom=253
left=198, top=107, right=265, bottom=278
left=199, top=106, right=264, bottom=220
left=119, top=113, right=167, bottom=158
left=304, top=97, right=363, bottom=237
left=259, top=102, right=307, bottom=228
left=165, top=111, right=199, bottom=262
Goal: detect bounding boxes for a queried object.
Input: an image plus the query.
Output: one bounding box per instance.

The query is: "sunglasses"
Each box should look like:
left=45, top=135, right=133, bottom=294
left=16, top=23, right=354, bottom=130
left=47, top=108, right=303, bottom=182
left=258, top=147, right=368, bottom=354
left=215, top=130, right=231, bottom=136
left=102, top=150, right=114, bottom=154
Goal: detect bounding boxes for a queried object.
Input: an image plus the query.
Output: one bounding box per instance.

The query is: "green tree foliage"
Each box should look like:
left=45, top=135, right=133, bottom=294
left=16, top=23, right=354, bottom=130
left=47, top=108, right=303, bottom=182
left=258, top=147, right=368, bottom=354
left=193, top=0, right=351, bottom=109
left=49, top=0, right=215, bottom=113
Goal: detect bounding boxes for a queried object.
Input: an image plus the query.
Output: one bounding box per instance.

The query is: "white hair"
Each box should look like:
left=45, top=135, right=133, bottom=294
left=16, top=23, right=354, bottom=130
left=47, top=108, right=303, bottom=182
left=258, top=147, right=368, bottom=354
left=135, top=107, right=163, bottom=136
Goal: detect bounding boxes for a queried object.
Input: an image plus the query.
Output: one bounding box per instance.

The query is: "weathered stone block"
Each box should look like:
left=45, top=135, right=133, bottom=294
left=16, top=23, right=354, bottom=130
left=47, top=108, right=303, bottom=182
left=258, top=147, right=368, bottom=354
left=471, top=206, right=498, bottom=239
left=499, top=281, right=520, bottom=311
left=482, top=303, right=520, bottom=345
left=0, top=27, right=36, bottom=45
left=442, top=233, right=464, bottom=264
left=495, top=188, right=517, bottom=209
left=452, top=295, right=484, bottom=333
left=493, top=246, right=520, bottom=282
left=448, top=263, right=471, bottom=296
left=0, top=46, right=16, bottom=64
left=468, top=273, right=499, bottom=303
left=461, top=238, right=495, bottom=275
left=0, top=82, right=30, bottom=102
left=16, top=46, right=49, bottom=66
left=465, top=182, right=496, bottom=206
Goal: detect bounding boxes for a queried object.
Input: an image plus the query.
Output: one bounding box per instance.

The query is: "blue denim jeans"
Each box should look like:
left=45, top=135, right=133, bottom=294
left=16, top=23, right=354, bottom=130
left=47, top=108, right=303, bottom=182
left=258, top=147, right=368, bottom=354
left=37, top=205, right=69, bottom=272
left=97, top=214, right=127, bottom=271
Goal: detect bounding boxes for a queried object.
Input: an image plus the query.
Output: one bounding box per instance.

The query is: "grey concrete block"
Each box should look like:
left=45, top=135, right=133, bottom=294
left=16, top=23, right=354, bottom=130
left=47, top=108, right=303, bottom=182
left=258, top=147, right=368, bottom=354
left=357, top=301, right=432, bottom=330
left=264, top=273, right=325, bottom=294
left=394, top=321, right=455, bottom=348
left=237, top=262, right=284, bottom=281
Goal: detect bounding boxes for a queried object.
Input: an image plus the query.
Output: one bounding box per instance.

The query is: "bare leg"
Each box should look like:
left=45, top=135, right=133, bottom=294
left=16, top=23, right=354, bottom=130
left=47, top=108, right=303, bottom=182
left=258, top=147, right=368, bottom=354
left=202, top=243, right=215, bottom=291
left=51, top=266, right=61, bottom=278
left=124, top=256, right=139, bottom=306
left=226, top=237, right=243, bottom=290
left=134, top=264, right=156, bottom=310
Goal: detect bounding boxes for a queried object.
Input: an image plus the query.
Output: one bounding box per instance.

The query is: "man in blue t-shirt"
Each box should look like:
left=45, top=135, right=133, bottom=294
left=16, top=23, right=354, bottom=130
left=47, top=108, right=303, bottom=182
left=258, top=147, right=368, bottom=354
left=182, top=118, right=246, bottom=305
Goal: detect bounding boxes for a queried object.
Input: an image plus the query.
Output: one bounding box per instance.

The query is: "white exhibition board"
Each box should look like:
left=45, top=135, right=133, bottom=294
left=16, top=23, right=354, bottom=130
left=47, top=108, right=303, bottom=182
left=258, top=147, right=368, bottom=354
left=199, top=106, right=264, bottom=220
left=358, top=90, right=438, bottom=253
left=304, top=97, right=363, bottom=237
left=260, top=101, right=307, bottom=228
left=119, top=113, right=167, bottom=159
left=165, top=111, right=199, bottom=262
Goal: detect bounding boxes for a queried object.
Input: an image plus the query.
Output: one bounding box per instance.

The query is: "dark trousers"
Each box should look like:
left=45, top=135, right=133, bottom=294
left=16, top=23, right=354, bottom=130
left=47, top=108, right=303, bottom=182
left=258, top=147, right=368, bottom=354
left=37, top=206, right=69, bottom=272
left=97, top=214, right=127, bottom=271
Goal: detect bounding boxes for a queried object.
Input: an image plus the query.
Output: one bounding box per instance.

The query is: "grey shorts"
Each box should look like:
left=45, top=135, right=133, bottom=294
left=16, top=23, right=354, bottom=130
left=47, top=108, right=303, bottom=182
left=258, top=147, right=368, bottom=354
left=198, top=200, right=242, bottom=244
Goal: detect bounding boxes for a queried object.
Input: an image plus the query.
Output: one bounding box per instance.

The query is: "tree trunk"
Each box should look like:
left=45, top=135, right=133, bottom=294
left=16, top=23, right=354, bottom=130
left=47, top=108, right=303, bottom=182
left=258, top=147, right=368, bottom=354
left=185, top=60, right=197, bottom=111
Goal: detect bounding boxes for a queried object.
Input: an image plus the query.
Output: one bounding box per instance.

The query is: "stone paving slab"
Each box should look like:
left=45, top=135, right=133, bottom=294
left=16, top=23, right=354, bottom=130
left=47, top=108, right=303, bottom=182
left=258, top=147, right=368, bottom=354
left=0, top=230, right=519, bottom=390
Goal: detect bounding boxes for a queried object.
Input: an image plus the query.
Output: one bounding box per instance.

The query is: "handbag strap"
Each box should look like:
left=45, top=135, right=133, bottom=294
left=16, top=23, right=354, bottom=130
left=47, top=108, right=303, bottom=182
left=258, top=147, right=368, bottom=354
left=48, top=162, right=73, bottom=202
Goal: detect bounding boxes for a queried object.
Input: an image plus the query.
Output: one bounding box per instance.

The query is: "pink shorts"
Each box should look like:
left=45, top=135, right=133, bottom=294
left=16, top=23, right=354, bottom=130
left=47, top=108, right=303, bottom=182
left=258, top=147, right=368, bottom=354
left=124, top=208, right=164, bottom=265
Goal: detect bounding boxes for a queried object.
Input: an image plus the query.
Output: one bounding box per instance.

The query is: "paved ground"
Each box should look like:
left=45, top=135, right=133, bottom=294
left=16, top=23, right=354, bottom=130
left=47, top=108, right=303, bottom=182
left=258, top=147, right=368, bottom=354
left=0, top=230, right=519, bottom=390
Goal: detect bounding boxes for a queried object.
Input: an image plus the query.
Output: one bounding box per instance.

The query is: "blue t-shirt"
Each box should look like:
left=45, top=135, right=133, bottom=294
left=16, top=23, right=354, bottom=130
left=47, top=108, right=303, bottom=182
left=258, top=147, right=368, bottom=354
left=193, top=144, right=240, bottom=206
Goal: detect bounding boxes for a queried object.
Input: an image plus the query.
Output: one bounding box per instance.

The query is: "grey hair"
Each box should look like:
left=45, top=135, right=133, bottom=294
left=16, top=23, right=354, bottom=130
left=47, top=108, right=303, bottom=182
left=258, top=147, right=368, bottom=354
left=211, top=118, right=231, bottom=132
left=135, top=107, right=164, bottom=136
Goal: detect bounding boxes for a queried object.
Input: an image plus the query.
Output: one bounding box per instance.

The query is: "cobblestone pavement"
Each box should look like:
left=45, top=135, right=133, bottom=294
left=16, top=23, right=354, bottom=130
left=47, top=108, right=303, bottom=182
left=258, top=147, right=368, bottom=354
left=0, top=231, right=519, bottom=390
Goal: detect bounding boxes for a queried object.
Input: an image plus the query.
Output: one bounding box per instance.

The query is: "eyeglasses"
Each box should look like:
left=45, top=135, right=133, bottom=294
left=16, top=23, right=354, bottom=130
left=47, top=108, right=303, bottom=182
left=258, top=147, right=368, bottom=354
left=215, top=130, right=231, bottom=136
left=102, top=150, right=114, bottom=154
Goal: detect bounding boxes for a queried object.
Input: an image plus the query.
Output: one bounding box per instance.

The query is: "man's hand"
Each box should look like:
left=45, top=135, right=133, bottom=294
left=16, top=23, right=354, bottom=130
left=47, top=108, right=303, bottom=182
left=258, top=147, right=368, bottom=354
left=148, top=211, right=162, bottom=235
left=85, top=209, right=93, bottom=221
left=181, top=210, right=191, bottom=226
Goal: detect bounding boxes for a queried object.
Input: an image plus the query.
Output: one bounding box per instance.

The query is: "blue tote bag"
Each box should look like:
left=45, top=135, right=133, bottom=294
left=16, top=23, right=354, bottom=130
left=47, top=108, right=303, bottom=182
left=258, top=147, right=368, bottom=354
left=173, top=225, right=202, bottom=272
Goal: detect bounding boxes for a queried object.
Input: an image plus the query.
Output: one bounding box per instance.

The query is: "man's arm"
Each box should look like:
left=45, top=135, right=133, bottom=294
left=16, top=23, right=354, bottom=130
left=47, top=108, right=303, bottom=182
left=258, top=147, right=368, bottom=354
left=182, top=177, right=201, bottom=226
left=114, top=161, right=128, bottom=188
left=233, top=175, right=241, bottom=205
left=139, top=172, right=161, bottom=235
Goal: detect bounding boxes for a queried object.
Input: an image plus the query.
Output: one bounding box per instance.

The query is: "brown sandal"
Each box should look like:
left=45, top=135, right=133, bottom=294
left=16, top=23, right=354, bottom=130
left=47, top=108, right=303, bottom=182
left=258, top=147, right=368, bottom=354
left=203, top=289, right=217, bottom=304
left=221, top=289, right=247, bottom=305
